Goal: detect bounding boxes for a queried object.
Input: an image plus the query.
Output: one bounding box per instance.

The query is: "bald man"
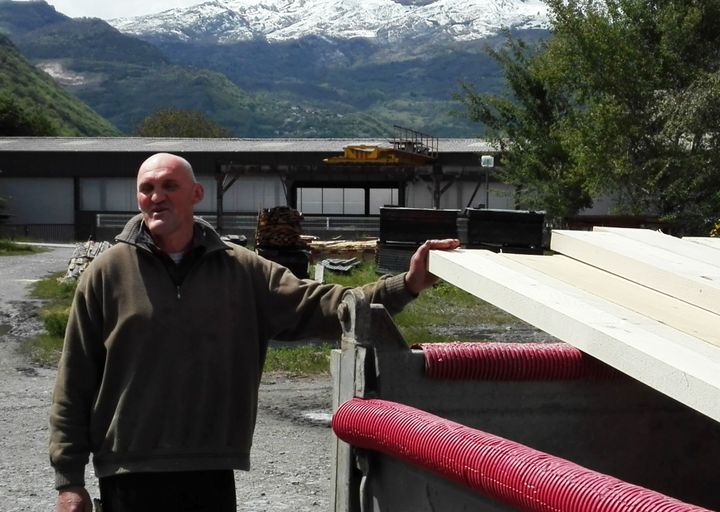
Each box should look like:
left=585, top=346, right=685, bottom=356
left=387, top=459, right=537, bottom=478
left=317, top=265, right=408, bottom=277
left=50, top=153, right=459, bottom=512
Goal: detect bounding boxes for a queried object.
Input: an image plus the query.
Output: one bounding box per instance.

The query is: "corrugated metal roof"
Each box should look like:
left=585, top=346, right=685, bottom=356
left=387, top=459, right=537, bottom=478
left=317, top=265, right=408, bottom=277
left=0, top=137, right=495, bottom=154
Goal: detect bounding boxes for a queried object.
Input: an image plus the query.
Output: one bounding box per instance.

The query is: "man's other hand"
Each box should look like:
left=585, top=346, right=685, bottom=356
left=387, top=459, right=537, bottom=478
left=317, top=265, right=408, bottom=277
left=404, top=239, right=460, bottom=295
left=56, top=487, right=92, bottom=512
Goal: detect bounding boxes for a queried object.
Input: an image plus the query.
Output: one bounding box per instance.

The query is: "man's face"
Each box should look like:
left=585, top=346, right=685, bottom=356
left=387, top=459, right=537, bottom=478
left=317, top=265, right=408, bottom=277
left=136, top=156, right=203, bottom=242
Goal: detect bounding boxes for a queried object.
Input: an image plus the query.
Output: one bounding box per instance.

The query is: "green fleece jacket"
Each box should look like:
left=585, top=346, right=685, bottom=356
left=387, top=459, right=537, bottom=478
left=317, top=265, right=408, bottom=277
left=49, top=215, right=415, bottom=489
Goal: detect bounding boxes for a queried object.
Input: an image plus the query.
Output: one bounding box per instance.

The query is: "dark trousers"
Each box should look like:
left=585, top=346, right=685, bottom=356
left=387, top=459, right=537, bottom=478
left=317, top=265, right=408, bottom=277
left=99, top=470, right=236, bottom=512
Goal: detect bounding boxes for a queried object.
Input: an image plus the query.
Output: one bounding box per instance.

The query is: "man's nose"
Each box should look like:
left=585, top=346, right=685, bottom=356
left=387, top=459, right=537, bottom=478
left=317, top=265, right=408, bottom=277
left=151, top=190, right=166, bottom=202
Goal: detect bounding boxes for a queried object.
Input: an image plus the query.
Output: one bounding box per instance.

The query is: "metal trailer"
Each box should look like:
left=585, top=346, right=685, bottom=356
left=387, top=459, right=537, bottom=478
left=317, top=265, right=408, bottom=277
left=330, top=289, right=720, bottom=511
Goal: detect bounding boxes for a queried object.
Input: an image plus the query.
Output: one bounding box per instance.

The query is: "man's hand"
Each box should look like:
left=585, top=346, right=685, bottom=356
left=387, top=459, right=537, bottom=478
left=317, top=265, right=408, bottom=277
left=56, top=487, right=92, bottom=512
left=404, top=238, right=460, bottom=295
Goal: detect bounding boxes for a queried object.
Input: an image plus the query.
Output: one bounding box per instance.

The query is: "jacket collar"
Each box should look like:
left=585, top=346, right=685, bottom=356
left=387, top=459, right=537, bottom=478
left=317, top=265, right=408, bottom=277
left=115, top=214, right=230, bottom=254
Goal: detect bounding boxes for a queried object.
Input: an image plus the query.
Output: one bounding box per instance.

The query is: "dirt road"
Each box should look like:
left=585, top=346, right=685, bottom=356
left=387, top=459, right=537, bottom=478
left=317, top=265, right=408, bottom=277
left=0, top=247, right=334, bottom=511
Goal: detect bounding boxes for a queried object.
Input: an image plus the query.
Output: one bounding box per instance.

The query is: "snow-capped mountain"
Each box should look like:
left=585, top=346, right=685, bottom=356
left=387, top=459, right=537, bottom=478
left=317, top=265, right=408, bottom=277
left=110, top=0, right=548, bottom=44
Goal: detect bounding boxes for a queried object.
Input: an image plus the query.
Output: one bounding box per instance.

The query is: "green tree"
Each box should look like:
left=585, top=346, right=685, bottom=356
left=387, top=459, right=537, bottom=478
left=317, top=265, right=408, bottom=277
left=134, top=107, right=233, bottom=138
left=457, top=35, right=591, bottom=223
left=461, top=0, right=720, bottom=233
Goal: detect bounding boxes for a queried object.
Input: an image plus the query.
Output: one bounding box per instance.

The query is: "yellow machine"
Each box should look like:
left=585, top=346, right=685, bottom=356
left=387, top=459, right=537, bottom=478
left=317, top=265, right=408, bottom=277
left=322, top=126, right=438, bottom=166
left=323, top=144, right=434, bottom=166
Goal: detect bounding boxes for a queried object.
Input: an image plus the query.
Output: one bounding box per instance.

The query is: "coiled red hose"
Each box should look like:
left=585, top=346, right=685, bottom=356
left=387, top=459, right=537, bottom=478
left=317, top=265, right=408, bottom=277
left=418, top=342, right=619, bottom=380
left=332, top=398, right=710, bottom=512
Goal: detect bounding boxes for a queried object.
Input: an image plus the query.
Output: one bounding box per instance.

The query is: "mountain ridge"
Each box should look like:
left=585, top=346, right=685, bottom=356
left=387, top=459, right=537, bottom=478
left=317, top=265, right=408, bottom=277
left=109, top=0, right=548, bottom=44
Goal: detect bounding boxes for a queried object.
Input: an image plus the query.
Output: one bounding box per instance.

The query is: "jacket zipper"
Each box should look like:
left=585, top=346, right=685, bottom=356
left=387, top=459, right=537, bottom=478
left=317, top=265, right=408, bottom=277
left=172, top=246, right=227, bottom=301
left=123, top=238, right=229, bottom=302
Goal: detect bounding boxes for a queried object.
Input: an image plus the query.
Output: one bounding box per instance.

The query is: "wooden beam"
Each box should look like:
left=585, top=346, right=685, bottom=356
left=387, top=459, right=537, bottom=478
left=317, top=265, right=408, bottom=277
left=684, top=236, right=720, bottom=251
left=428, top=249, right=720, bottom=423
left=504, top=253, right=720, bottom=347
left=594, top=226, right=720, bottom=268
left=551, top=229, right=720, bottom=315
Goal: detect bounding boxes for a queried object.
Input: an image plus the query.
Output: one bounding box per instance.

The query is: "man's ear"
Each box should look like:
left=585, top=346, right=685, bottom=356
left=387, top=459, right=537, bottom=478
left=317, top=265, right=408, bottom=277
left=192, top=183, right=205, bottom=205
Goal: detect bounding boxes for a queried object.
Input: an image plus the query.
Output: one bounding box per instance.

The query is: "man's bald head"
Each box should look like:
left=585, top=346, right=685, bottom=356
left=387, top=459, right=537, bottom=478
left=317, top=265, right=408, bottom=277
left=136, top=153, right=204, bottom=253
left=138, top=153, right=196, bottom=183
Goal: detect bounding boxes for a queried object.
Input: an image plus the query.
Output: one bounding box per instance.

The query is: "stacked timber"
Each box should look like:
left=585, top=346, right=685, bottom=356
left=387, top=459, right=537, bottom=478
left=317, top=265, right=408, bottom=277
left=255, top=206, right=310, bottom=278
left=307, top=239, right=377, bottom=264
left=255, top=206, right=307, bottom=249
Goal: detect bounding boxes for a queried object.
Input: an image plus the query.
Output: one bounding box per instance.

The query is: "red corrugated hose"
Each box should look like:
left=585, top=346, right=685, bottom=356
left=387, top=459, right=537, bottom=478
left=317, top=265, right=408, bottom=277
left=418, top=342, right=620, bottom=380
left=332, top=398, right=711, bottom=512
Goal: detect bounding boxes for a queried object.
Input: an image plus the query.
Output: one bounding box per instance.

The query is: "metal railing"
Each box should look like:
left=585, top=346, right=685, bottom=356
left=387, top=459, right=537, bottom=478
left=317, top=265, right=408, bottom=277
left=0, top=224, right=75, bottom=242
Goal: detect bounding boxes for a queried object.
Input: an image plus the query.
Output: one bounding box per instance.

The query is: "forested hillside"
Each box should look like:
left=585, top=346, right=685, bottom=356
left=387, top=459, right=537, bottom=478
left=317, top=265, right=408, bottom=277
left=0, top=33, right=119, bottom=136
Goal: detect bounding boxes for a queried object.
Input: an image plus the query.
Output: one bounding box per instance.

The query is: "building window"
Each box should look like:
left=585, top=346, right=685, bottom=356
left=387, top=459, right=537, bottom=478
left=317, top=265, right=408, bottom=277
left=369, top=188, right=399, bottom=214
left=297, top=187, right=399, bottom=215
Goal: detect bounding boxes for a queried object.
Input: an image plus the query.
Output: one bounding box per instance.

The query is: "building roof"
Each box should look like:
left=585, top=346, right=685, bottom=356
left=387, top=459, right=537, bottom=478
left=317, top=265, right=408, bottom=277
left=0, top=137, right=495, bottom=154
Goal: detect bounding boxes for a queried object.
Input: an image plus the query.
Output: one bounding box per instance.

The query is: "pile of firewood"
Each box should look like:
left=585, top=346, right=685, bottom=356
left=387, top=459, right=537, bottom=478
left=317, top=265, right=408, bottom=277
left=255, top=206, right=307, bottom=249
left=62, top=240, right=113, bottom=282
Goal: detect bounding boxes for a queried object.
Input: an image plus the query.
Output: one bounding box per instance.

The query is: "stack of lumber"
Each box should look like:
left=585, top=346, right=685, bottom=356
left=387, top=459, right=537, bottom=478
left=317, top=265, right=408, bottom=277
left=307, top=239, right=377, bottom=263
left=255, top=206, right=306, bottom=249
left=428, top=227, right=720, bottom=423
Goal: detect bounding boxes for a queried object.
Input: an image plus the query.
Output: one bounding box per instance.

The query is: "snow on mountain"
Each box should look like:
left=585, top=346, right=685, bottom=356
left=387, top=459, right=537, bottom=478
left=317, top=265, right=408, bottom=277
left=109, top=0, right=549, bottom=44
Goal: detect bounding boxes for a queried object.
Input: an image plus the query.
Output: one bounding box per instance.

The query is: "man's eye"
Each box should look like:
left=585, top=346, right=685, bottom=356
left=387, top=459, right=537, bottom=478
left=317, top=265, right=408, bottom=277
left=139, top=186, right=152, bottom=194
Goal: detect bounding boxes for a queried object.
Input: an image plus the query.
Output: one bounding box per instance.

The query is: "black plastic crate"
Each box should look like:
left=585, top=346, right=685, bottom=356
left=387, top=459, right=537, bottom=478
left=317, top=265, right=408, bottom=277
left=257, top=248, right=310, bottom=279
left=466, top=208, right=545, bottom=253
left=376, top=242, right=417, bottom=275
left=380, top=207, right=459, bottom=243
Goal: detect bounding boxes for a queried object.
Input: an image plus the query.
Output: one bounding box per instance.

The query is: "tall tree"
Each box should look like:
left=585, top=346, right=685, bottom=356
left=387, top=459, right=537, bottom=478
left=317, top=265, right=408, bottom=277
left=458, top=35, right=591, bottom=222
left=461, top=0, right=720, bottom=233
left=134, top=108, right=232, bottom=138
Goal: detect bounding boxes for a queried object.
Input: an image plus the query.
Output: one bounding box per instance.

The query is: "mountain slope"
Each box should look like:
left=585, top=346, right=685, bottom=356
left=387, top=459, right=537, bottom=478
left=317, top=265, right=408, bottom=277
left=0, top=1, right=446, bottom=136
left=0, top=2, right=393, bottom=136
left=107, top=0, right=549, bottom=136
left=0, top=33, right=119, bottom=136
left=0, top=0, right=550, bottom=137
left=0, top=0, right=66, bottom=35
left=14, top=17, right=167, bottom=66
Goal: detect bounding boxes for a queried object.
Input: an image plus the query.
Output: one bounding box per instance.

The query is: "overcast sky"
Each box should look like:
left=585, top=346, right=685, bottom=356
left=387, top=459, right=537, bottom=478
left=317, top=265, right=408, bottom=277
left=38, top=0, right=203, bottom=20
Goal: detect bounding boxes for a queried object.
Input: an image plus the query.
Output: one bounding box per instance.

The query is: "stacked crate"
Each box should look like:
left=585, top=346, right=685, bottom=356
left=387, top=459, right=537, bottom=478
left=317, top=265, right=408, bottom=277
left=465, top=208, right=545, bottom=254
left=376, top=207, right=459, bottom=274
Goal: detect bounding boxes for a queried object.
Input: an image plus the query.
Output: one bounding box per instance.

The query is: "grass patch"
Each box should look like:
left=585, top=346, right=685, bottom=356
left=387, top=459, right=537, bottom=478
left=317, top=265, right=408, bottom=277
left=321, top=262, right=520, bottom=345
left=22, top=273, right=76, bottom=366
left=264, top=344, right=333, bottom=375
left=0, top=239, right=45, bottom=256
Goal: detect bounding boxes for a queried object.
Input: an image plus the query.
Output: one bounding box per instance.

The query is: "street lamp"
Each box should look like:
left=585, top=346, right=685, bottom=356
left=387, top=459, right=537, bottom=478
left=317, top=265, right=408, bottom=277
left=480, top=155, right=494, bottom=209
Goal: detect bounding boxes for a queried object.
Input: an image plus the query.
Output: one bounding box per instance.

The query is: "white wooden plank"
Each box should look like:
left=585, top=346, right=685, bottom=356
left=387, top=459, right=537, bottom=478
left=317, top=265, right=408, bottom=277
left=504, top=253, right=720, bottom=348
left=684, top=237, right=720, bottom=251
left=593, top=226, right=720, bottom=268
left=551, top=229, right=720, bottom=315
left=429, top=249, right=720, bottom=423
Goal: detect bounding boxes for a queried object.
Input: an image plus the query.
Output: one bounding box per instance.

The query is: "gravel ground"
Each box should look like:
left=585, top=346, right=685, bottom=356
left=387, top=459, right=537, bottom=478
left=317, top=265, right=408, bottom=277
left=0, top=246, right=334, bottom=511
